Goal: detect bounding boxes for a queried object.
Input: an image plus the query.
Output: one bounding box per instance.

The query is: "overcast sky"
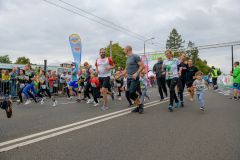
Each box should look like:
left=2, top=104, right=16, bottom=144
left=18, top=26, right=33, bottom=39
left=0, top=0, right=239, bottom=73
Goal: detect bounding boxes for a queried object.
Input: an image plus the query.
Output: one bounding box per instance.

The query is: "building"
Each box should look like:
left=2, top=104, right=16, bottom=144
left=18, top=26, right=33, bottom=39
left=60, top=63, right=71, bottom=68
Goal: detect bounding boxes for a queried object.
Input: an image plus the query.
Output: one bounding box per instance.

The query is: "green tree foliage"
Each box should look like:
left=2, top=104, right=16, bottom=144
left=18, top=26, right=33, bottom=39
left=15, top=56, right=30, bottom=64
left=0, top=55, right=11, bottom=63
left=185, top=41, right=199, bottom=62
left=194, top=59, right=211, bottom=75
left=105, top=43, right=127, bottom=70
left=166, top=28, right=185, bottom=51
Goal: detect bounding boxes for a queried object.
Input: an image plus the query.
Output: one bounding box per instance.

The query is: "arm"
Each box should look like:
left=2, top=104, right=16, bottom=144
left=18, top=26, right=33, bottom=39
left=132, top=61, right=145, bottom=80
left=205, top=81, right=210, bottom=89
left=153, top=64, right=156, bottom=74
left=95, top=66, right=99, bottom=75
left=116, top=67, right=128, bottom=79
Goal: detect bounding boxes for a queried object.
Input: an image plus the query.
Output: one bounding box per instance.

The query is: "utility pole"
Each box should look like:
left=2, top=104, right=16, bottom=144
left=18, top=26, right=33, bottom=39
left=232, top=45, right=234, bottom=72
left=110, top=41, right=112, bottom=59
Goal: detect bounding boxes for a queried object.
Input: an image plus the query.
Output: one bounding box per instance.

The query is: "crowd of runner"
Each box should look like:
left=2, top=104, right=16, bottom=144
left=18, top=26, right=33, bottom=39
left=0, top=45, right=240, bottom=118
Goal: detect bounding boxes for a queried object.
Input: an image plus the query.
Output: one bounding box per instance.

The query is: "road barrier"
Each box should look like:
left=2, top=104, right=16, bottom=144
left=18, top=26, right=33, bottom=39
left=217, top=75, right=233, bottom=88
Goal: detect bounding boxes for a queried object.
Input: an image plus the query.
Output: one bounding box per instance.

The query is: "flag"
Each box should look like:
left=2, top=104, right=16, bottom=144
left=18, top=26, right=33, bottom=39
left=69, top=34, right=82, bottom=69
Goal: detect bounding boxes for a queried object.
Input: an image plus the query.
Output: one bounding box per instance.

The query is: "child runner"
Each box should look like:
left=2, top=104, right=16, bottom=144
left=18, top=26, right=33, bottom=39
left=76, top=69, right=87, bottom=102
left=139, top=71, right=152, bottom=103
left=115, top=71, right=124, bottom=101
left=90, top=72, right=100, bottom=106
left=36, top=70, right=57, bottom=106
left=66, top=78, right=71, bottom=99
left=192, top=71, right=210, bottom=111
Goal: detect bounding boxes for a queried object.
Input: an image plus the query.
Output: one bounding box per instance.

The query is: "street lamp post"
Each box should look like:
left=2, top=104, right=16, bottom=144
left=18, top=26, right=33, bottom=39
left=144, top=37, right=155, bottom=56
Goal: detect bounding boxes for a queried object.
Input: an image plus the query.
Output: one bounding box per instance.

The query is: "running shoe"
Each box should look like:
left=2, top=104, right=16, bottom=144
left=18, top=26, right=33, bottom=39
left=175, top=102, right=180, bottom=108
left=25, top=100, right=31, bottom=105
left=181, top=101, right=184, bottom=107
left=148, top=96, right=150, bottom=101
left=41, top=97, right=45, bottom=105
left=17, top=102, right=23, bottom=105
left=94, top=103, right=99, bottom=106
left=131, top=107, right=139, bottom=113
left=69, top=96, right=74, bottom=100
left=200, top=107, right=205, bottom=111
left=53, top=101, right=57, bottom=107
left=138, top=104, right=144, bottom=114
left=118, top=98, right=122, bottom=101
left=81, top=98, right=87, bottom=101
left=230, top=97, right=237, bottom=100
left=111, top=92, right=115, bottom=100
left=17, top=100, right=20, bottom=102
left=128, top=104, right=134, bottom=107
left=67, top=97, right=70, bottom=100
left=160, top=99, right=164, bottom=102
left=87, top=99, right=93, bottom=104
left=101, top=105, right=108, bottom=110
left=76, top=99, right=81, bottom=102
left=168, top=105, right=173, bottom=111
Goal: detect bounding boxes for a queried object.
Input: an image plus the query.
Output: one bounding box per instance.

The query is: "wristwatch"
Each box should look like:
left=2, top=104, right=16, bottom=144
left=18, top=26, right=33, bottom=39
left=137, top=71, right=140, bottom=74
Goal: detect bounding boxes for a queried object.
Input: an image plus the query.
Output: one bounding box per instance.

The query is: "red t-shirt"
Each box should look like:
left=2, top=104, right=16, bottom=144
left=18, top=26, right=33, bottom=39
left=90, top=78, right=99, bottom=88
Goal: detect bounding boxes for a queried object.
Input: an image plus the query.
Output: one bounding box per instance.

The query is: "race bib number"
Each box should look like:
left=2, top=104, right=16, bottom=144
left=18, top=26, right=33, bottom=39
left=20, top=83, right=25, bottom=88
left=197, top=84, right=205, bottom=90
left=91, top=83, right=96, bottom=88
left=117, top=83, right=121, bottom=87
left=41, top=85, right=47, bottom=89
left=167, top=71, right=174, bottom=77
left=25, top=76, right=29, bottom=80
left=140, top=85, right=146, bottom=89
left=84, top=82, right=87, bottom=86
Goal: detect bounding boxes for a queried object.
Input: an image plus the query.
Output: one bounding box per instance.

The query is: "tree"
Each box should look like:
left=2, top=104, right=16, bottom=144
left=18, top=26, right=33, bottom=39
left=15, top=56, right=30, bottom=64
left=166, top=28, right=185, bottom=50
left=105, top=43, right=127, bottom=70
left=185, top=41, right=199, bottom=63
left=0, top=55, right=11, bottom=63
left=194, top=59, right=211, bottom=75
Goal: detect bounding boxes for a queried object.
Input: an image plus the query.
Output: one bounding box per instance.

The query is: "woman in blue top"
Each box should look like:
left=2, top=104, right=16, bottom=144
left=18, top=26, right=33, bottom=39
left=162, top=50, right=183, bottom=111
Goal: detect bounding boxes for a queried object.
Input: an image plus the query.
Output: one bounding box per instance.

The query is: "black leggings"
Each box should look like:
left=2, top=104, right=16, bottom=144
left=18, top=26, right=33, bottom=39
left=179, top=78, right=186, bottom=92
left=156, top=77, right=167, bottom=99
left=84, top=83, right=91, bottom=99
left=18, top=88, right=36, bottom=103
left=36, top=88, right=54, bottom=101
left=166, top=78, right=183, bottom=106
left=117, top=87, right=122, bottom=96
left=125, top=91, right=132, bottom=105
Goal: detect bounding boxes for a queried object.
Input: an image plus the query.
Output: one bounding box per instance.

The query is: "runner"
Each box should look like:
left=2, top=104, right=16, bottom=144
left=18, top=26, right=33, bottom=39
left=139, top=71, right=151, bottom=103
left=79, top=62, right=95, bottom=103
left=36, top=70, right=57, bottom=106
left=230, top=61, right=240, bottom=100
left=76, top=69, right=86, bottom=102
left=95, top=48, right=115, bottom=110
left=115, top=45, right=145, bottom=113
left=179, top=53, right=188, bottom=94
left=68, top=62, right=78, bottom=100
left=0, top=99, right=12, bottom=118
left=162, top=50, right=183, bottom=111
left=115, top=71, right=123, bottom=100
left=186, top=59, right=198, bottom=101
left=90, top=72, right=101, bottom=106
left=60, top=71, right=68, bottom=95
left=16, top=69, right=36, bottom=105
left=193, top=71, right=210, bottom=111
left=22, top=63, right=38, bottom=105
left=123, top=74, right=134, bottom=107
left=153, top=56, right=168, bottom=101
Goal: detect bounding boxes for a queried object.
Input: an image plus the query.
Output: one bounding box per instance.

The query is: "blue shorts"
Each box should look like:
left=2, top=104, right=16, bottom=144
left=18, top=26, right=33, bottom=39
left=232, top=83, right=240, bottom=90
left=69, top=81, right=78, bottom=88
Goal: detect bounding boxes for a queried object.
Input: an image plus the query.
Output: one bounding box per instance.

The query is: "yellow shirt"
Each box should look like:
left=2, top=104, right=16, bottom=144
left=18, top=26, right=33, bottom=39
left=2, top=74, right=11, bottom=81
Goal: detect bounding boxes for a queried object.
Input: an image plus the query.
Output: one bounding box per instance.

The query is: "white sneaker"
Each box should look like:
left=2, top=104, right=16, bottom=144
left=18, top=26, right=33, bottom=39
left=87, top=99, right=93, bottom=104
left=94, top=103, right=99, bottom=106
left=70, top=96, right=74, bottom=100
left=53, top=101, right=57, bottom=107
left=200, top=107, right=205, bottom=111
left=17, top=100, right=20, bottom=102
left=25, top=100, right=31, bottom=105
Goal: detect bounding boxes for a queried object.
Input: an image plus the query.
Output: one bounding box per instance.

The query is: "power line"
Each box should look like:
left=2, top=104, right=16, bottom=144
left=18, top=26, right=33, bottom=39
left=59, top=0, right=165, bottom=47
left=45, top=0, right=164, bottom=48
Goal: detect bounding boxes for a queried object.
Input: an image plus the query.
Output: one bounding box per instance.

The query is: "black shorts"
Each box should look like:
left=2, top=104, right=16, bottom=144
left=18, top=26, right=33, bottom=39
left=99, top=76, right=110, bottom=88
left=186, top=79, right=195, bottom=88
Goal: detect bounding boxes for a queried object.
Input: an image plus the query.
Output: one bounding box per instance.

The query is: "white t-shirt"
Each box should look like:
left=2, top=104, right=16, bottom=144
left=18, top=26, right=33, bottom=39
left=163, top=58, right=180, bottom=80
left=95, top=57, right=114, bottom=78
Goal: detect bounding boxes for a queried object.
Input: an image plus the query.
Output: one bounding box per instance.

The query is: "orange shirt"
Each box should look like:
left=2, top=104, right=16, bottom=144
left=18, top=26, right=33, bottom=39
left=90, top=78, right=99, bottom=88
left=49, top=78, right=56, bottom=86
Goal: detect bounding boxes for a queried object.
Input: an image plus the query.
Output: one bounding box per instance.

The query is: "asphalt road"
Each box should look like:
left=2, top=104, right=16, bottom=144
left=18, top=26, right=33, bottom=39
left=0, top=87, right=239, bottom=160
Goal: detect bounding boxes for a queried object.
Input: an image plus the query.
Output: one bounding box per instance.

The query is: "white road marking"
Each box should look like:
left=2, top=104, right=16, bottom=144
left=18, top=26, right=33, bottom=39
left=0, top=93, right=191, bottom=152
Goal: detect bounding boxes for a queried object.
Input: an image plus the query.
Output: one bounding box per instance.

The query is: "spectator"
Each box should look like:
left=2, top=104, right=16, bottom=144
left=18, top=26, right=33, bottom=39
left=60, top=71, right=68, bottom=94
left=10, top=67, right=18, bottom=99
left=16, top=67, right=20, bottom=75
left=2, top=70, right=10, bottom=96
left=230, top=61, right=240, bottom=100
left=35, top=67, right=41, bottom=76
